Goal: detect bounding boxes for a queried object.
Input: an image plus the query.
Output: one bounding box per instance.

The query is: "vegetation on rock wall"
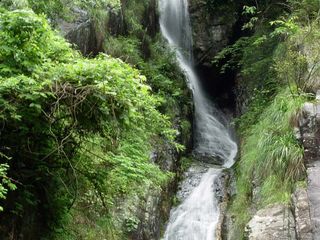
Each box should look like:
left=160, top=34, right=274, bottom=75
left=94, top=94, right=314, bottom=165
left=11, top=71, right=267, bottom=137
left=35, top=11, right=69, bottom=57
left=105, top=0, right=189, bottom=106
left=0, top=0, right=120, bottom=20
left=211, top=0, right=320, bottom=237
left=0, top=3, right=190, bottom=239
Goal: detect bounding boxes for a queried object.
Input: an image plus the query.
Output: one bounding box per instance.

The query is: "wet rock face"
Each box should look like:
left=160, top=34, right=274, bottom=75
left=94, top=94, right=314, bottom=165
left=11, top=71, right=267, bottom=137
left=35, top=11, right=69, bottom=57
left=175, top=163, right=210, bottom=201
left=126, top=188, right=165, bottom=240
left=189, top=0, right=237, bottom=66
left=245, top=204, right=297, bottom=240
left=57, top=8, right=88, bottom=35
left=57, top=8, right=106, bottom=56
left=66, top=20, right=104, bottom=56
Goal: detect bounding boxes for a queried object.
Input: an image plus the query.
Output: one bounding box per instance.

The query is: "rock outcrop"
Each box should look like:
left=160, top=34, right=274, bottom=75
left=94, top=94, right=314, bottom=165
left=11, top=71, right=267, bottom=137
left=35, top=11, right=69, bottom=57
left=124, top=144, right=180, bottom=240
left=189, top=0, right=238, bottom=66
left=245, top=204, right=296, bottom=240
left=298, top=96, right=320, bottom=240
left=58, top=8, right=106, bottom=55
left=243, top=94, right=320, bottom=240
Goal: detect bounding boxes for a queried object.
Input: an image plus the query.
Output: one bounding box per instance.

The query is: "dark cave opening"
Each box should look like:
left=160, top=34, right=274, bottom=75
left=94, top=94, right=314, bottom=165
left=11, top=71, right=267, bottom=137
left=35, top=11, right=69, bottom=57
left=195, top=64, right=237, bottom=111
left=193, top=8, right=248, bottom=113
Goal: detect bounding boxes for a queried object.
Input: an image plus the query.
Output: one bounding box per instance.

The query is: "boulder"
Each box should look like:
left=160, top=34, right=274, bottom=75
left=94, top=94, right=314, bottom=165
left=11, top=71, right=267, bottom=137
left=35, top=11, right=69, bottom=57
left=245, top=204, right=296, bottom=240
left=57, top=7, right=112, bottom=56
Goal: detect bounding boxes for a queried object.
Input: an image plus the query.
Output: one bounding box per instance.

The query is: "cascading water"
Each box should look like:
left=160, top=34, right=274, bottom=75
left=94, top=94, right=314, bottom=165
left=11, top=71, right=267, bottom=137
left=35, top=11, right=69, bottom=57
left=159, top=0, right=238, bottom=239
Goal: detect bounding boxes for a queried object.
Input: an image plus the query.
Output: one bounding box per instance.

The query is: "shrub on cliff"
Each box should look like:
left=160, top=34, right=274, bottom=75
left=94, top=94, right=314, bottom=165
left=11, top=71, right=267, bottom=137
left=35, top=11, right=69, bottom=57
left=0, top=8, right=176, bottom=238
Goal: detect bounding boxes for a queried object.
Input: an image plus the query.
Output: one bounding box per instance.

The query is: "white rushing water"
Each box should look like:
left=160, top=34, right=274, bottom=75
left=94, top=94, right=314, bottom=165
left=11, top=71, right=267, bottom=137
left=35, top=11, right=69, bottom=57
left=164, top=167, right=221, bottom=240
left=159, top=0, right=238, bottom=239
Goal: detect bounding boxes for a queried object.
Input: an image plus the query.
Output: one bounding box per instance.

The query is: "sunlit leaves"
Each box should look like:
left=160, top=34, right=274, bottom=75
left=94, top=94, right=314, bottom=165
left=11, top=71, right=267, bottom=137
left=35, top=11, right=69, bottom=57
left=0, top=9, right=74, bottom=76
left=0, top=8, right=178, bottom=224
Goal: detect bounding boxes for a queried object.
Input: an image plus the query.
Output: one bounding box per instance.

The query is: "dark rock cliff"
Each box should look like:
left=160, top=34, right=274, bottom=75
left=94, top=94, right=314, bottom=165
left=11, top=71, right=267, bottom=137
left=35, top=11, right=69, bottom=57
left=189, top=0, right=238, bottom=67
left=188, top=0, right=241, bottom=110
left=58, top=8, right=106, bottom=55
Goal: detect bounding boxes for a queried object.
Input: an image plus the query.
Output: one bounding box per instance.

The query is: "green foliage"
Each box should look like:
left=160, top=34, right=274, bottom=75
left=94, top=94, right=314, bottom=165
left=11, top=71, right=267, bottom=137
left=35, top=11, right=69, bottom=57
left=0, top=0, right=28, bottom=10
left=267, top=2, right=320, bottom=92
left=27, top=0, right=73, bottom=20
left=89, top=1, right=192, bottom=237
left=52, top=213, right=123, bottom=240
left=139, top=39, right=187, bottom=105
left=235, top=88, right=273, bottom=135
left=214, top=33, right=278, bottom=97
left=213, top=37, right=249, bottom=73
left=230, top=15, right=311, bottom=237
left=0, top=9, right=74, bottom=76
left=122, top=0, right=149, bottom=35
left=0, top=0, right=74, bottom=20
left=242, top=5, right=258, bottom=30
left=103, top=0, right=189, bottom=114
left=104, top=34, right=190, bottom=118
left=0, top=8, right=179, bottom=238
left=124, top=216, right=140, bottom=233
left=232, top=89, right=306, bottom=237
left=296, top=179, right=307, bottom=189
left=227, top=1, right=320, bottom=237
left=105, top=36, right=143, bottom=66
left=75, top=0, right=120, bottom=9
left=180, top=157, right=193, bottom=173
left=0, top=0, right=120, bottom=25
left=270, top=17, right=300, bottom=37
left=242, top=89, right=305, bottom=182
left=288, top=0, right=320, bottom=24
left=243, top=5, right=257, bottom=15
left=0, top=158, right=16, bottom=212
left=74, top=0, right=120, bottom=30
left=274, top=43, right=308, bottom=90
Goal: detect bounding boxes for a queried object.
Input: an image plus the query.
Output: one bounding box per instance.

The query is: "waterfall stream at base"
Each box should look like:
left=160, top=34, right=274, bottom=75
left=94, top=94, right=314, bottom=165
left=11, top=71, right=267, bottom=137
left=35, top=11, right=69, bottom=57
left=159, top=0, right=238, bottom=239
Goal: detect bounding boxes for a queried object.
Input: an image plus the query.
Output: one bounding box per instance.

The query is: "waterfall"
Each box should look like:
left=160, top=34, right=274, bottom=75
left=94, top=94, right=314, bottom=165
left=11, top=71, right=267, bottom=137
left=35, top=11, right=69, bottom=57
left=159, top=0, right=238, bottom=239
left=159, top=0, right=237, bottom=165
